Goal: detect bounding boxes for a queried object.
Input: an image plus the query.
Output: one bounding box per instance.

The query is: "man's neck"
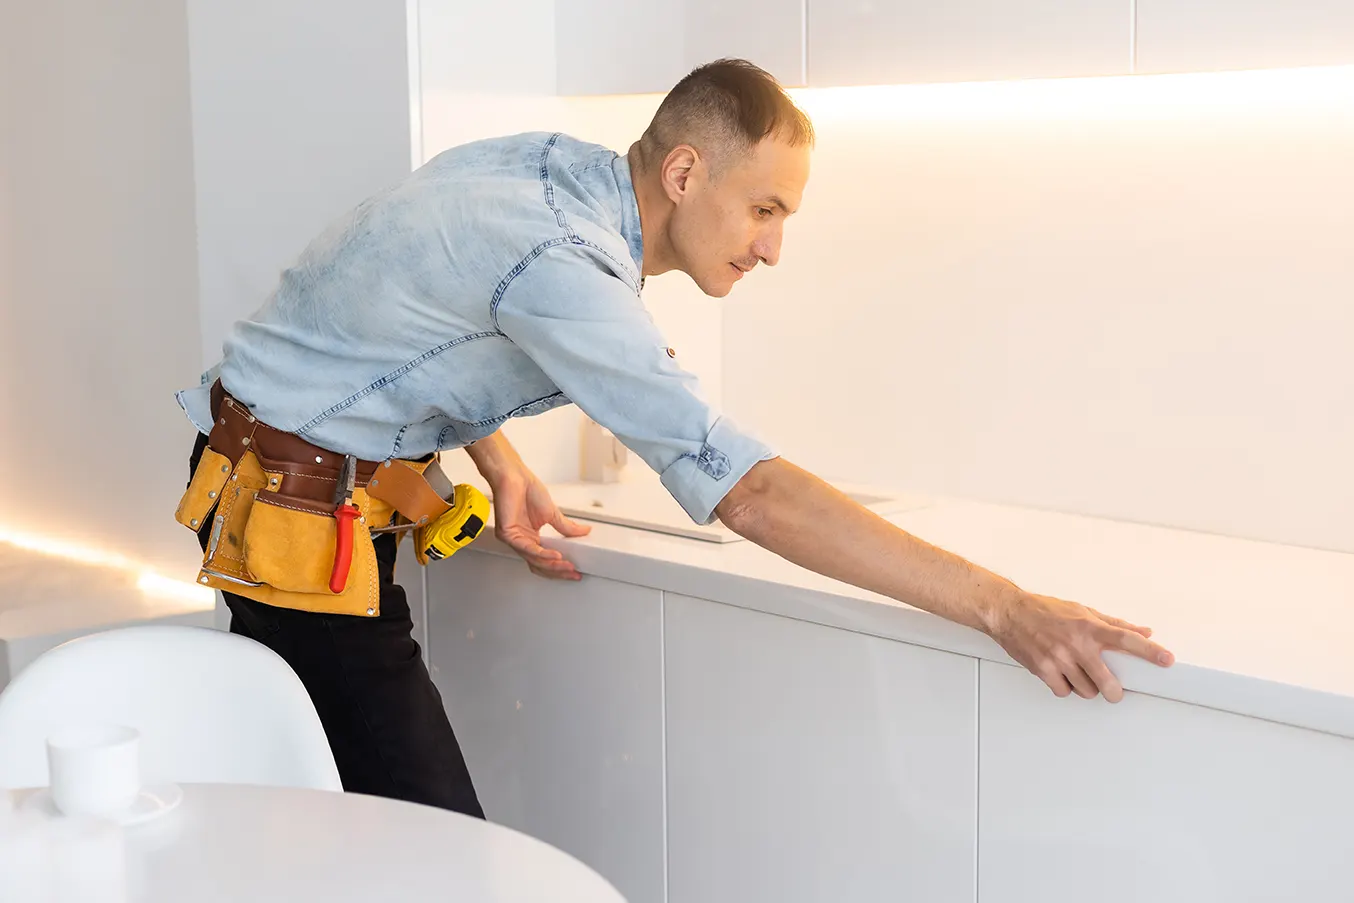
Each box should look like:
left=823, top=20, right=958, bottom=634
left=626, top=145, right=677, bottom=279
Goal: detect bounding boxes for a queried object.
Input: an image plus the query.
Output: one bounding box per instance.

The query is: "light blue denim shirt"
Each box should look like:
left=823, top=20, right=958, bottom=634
left=176, top=132, right=775, bottom=525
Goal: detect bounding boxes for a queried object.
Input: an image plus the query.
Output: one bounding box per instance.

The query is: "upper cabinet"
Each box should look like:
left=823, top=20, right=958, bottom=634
left=683, top=0, right=806, bottom=87
left=556, top=0, right=1354, bottom=96
left=806, top=0, right=1130, bottom=86
left=1136, top=0, right=1354, bottom=74
left=556, top=0, right=805, bottom=95
left=556, top=1, right=687, bottom=96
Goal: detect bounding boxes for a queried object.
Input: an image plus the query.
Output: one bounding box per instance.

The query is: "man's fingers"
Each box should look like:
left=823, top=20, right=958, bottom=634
left=1109, top=627, right=1175, bottom=667
left=528, top=561, right=581, bottom=581
left=1090, top=608, right=1152, bottom=637
left=1063, top=661, right=1099, bottom=700
left=525, top=554, right=576, bottom=573
left=498, top=528, right=584, bottom=578
left=551, top=512, right=592, bottom=538
left=1080, top=652, right=1125, bottom=703
left=500, top=530, right=561, bottom=560
left=1038, top=664, right=1074, bottom=699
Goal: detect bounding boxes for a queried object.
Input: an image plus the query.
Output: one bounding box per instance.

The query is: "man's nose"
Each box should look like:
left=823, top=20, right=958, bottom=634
left=753, top=228, right=783, bottom=267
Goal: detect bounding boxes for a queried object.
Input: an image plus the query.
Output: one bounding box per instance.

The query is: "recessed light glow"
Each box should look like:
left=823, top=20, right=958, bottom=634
left=0, top=528, right=214, bottom=607
left=788, top=64, right=1354, bottom=122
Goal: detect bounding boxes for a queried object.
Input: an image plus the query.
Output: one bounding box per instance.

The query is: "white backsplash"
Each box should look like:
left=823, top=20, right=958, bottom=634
left=726, top=69, right=1354, bottom=553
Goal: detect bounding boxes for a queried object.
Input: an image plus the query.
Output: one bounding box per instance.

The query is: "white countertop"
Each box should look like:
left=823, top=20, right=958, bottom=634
left=469, top=492, right=1354, bottom=741
left=0, top=543, right=216, bottom=682
left=0, top=545, right=213, bottom=641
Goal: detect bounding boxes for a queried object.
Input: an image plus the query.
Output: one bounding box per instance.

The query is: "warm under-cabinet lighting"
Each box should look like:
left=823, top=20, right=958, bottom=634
left=0, top=527, right=215, bottom=607
left=789, top=64, right=1354, bottom=122
left=136, top=570, right=216, bottom=605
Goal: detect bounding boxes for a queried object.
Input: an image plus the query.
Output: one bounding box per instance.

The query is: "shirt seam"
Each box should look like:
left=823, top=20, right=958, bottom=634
left=567, top=158, right=617, bottom=176
left=433, top=391, right=569, bottom=451
left=295, top=331, right=503, bottom=435
left=489, top=237, right=642, bottom=334
left=540, top=132, right=576, bottom=239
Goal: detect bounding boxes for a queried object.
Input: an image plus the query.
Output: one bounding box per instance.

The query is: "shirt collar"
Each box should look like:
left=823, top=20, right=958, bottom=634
left=612, top=153, right=645, bottom=283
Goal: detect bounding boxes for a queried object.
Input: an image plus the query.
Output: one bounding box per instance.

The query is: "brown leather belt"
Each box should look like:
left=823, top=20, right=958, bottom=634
left=207, top=380, right=449, bottom=528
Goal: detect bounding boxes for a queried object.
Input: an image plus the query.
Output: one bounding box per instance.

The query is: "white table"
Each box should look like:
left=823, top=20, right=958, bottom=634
left=0, top=783, right=628, bottom=902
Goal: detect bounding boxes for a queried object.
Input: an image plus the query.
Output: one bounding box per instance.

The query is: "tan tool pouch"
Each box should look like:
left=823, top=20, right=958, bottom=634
left=178, top=446, right=381, bottom=618
left=175, top=446, right=232, bottom=532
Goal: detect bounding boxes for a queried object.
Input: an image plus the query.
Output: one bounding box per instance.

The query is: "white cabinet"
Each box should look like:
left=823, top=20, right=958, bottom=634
left=807, top=0, right=1130, bottom=87
left=425, top=550, right=665, bottom=903
left=553, top=0, right=1354, bottom=96
left=663, top=593, right=978, bottom=903
left=978, top=661, right=1354, bottom=902
left=556, top=0, right=686, bottom=96
left=683, top=0, right=805, bottom=87
left=1136, top=0, right=1354, bottom=74
left=556, top=0, right=805, bottom=95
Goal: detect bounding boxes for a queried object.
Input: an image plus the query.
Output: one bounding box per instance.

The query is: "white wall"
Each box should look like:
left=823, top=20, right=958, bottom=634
left=0, top=1, right=203, bottom=575
left=0, top=3, right=418, bottom=578
left=723, top=69, right=1354, bottom=553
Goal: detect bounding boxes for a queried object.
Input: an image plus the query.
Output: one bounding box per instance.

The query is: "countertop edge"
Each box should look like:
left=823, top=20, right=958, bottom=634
left=454, top=529, right=1354, bottom=744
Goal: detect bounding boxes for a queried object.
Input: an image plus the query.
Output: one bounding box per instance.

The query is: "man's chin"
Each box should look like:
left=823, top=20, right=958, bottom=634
left=694, top=275, right=736, bottom=299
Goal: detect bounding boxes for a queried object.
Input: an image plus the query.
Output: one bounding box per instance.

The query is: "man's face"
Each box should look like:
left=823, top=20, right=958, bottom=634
left=667, top=137, right=810, bottom=298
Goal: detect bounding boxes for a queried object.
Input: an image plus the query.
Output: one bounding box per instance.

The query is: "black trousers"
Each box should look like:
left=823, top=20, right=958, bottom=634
left=189, top=432, right=483, bottom=817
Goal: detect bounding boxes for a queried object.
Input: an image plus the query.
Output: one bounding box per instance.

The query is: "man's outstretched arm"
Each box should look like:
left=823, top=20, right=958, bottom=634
left=715, top=457, right=1174, bottom=702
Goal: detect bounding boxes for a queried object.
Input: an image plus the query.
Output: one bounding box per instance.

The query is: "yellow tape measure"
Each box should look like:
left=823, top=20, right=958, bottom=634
left=418, top=476, right=491, bottom=562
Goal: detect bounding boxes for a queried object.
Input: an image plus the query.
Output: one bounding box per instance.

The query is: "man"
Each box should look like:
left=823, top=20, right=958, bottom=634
left=176, top=59, right=1173, bottom=816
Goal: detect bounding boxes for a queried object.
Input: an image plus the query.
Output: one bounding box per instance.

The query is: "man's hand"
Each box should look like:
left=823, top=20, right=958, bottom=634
left=987, top=592, right=1174, bottom=703
left=464, top=431, right=590, bottom=580
left=491, top=471, right=591, bottom=580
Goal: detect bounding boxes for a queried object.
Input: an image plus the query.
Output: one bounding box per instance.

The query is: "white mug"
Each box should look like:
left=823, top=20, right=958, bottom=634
left=46, top=725, right=140, bottom=818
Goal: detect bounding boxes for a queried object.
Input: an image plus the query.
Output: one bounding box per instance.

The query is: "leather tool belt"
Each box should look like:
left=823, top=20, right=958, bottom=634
left=175, top=381, right=454, bottom=617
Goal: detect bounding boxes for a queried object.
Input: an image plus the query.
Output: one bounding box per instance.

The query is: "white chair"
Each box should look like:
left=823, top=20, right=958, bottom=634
left=0, top=624, right=341, bottom=791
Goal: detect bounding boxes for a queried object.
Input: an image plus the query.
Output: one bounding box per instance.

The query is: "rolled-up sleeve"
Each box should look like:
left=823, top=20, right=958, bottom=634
left=494, top=244, right=776, bottom=524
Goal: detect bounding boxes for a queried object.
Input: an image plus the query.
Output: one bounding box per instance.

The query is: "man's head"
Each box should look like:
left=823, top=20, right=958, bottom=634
left=630, top=59, right=814, bottom=297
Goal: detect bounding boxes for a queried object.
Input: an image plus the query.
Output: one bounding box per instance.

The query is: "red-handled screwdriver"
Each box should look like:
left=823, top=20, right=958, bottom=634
left=329, top=454, right=359, bottom=594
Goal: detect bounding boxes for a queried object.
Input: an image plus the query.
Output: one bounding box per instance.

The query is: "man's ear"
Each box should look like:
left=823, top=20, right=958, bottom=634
left=661, top=144, right=699, bottom=204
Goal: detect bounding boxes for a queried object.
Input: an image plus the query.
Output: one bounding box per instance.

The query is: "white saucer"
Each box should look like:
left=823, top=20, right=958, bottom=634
left=20, top=783, right=183, bottom=827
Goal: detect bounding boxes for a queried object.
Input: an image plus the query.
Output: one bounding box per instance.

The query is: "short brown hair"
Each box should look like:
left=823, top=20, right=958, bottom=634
left=638, top=59, right=814, bottom=173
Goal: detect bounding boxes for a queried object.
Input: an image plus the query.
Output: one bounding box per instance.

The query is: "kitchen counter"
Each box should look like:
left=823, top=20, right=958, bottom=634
left=0, top=542, right=216, bottom=687
left=469, top=491, right=1354, bottom=740
left=432, top=486, right=1354, bottom=903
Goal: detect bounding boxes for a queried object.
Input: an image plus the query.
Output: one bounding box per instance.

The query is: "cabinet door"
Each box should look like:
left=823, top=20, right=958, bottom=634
left=684, top=0, right=806, bottom=86
left=557, top=0, right=805, bottom=95
left=426, top=551, right=665, bottom=903
left=664, top=593, right=978, bottom=903
left=808, top=0, right=1130, bottom=87
left=1137, top=0, right=1354, bottom=74
left=556, top=0, right=688, bottom=95
left=979, top=660, right=1354, bottom=902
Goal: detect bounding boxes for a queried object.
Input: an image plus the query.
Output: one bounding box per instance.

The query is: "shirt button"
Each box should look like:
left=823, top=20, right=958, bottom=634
left=666, top=347, right=676, bottom=358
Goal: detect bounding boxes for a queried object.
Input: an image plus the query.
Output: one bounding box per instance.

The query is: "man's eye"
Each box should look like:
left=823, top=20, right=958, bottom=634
left=756, top=207, right=772, bottom=218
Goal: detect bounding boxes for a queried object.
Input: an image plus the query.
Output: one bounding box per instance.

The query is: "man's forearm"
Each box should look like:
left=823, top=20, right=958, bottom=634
left=714, top=458, right=1017, bottom=634
left=464, top=431, right=527, bottom=488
